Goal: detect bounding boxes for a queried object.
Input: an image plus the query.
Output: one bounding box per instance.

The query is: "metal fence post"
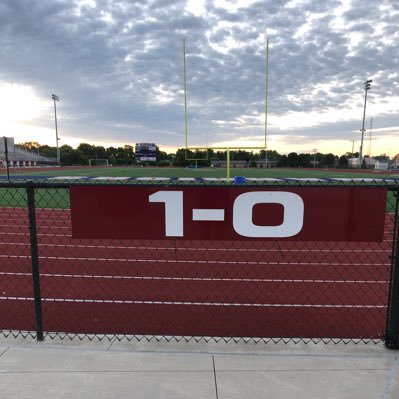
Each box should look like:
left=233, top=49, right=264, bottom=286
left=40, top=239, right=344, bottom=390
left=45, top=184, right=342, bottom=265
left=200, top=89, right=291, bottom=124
left=27, top=186, right=44, bottom=341
left=385, top=189, right=399, bottom=349
left=3, top=136, right=10, bottom=180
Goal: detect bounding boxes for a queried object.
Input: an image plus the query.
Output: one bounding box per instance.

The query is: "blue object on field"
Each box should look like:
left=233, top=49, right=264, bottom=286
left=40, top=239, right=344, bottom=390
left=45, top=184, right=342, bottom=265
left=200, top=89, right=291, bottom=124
left=233, top=176, right=246, bottom=185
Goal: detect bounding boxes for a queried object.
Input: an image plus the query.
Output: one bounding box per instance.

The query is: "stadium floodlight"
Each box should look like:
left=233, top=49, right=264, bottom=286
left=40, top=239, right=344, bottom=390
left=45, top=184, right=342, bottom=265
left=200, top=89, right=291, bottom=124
left=51, top=94, right=61, bottom=165
left=359, top=79, right=372, bottom=168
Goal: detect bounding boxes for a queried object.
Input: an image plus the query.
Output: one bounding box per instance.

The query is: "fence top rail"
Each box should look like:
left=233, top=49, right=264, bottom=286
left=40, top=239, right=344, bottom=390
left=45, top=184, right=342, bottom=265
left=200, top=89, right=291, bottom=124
left=0, top=176, right=398, bottom=189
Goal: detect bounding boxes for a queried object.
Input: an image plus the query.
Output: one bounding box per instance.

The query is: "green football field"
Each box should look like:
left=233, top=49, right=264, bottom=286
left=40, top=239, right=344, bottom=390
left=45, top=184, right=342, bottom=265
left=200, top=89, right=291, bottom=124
left=3, top=165, right=398, bottom=179
left=1, top=166, right=397, bottom=210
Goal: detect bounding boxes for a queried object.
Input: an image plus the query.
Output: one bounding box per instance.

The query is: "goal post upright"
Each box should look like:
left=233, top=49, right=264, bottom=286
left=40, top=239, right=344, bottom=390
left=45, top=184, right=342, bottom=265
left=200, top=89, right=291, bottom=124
left=264, top=37, right=269, bottom=166
left=183, top=38, right=188, bottom=151
left=183, top=39, right=209, bottom=162
left=182, top=38, right=269, bottom=178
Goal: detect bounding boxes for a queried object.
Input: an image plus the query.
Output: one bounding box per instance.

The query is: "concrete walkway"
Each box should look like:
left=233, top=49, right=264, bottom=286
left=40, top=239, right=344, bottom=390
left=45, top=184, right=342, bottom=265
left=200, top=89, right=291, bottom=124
left=0, top=336, right=398, bottom=398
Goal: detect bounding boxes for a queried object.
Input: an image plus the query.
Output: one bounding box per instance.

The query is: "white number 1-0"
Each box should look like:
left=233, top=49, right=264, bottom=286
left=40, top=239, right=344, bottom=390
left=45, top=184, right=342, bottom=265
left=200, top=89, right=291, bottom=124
left=149, top=191, right=304, bottom=238
left=232, top=192, right=304, bottom=237
left=149, top=191, right=184, bottom=236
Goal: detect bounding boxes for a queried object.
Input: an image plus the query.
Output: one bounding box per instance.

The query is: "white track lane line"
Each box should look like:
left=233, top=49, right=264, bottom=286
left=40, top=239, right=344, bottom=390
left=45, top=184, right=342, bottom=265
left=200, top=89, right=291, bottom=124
left=0, top=254, right=391, bottom=266
left=0, top=242, right=392, bottom=253
left=0, top=271, right=389, bottom=284
left=0, top=296, right=387, bottom=308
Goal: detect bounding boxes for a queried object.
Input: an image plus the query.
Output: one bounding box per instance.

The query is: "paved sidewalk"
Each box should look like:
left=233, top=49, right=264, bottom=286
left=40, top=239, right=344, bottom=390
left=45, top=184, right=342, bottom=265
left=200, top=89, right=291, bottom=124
left=0, top=336, right=398, bottom=398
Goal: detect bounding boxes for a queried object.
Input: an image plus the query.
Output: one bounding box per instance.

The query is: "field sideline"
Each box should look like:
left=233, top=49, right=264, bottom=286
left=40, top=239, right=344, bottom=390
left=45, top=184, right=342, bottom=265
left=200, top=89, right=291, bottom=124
left=1, top=166, right=398, bottom=179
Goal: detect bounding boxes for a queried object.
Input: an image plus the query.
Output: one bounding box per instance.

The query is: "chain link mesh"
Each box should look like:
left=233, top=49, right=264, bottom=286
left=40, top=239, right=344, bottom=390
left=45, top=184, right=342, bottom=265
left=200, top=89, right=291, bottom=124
left=0, top=178, right=398, bottom=344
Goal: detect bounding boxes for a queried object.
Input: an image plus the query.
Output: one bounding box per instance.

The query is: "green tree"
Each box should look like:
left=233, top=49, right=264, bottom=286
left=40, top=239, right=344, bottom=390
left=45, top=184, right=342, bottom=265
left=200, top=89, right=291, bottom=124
left=173, top=149, right=190, bottom=167
left=155, top=147, right=167, bottom=160
left=60, top=145, right=85, bottom=165
left=108, top=147, right=133, bottom=165
left=94, top=146, right=107, bottom=159
left=338, top=155, right=348, bottom=167
left=277, top=154, right=287, bottom=167
left=258, top=150, right=281, bottom=164
left=17, top=142, right=40, bottom=151
left=322, top=153, right=336, bottom=167
left=319, top=153, right=335, bottom=167
left=77, top=143, right=97, bottom=164
left=287, top=152, right=299, bottom=167
left=106, top=146, right=129, bottom=165
left=173, top=148, right=210, bottom=167
left=297, top=153, right=312, bottom=167
left=38, top=145, right=57, bottom=158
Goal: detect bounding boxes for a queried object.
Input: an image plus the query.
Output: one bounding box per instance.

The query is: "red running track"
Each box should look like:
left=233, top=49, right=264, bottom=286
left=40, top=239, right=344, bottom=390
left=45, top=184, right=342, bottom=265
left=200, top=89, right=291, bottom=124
left=0, top=207, right=395, bottom=339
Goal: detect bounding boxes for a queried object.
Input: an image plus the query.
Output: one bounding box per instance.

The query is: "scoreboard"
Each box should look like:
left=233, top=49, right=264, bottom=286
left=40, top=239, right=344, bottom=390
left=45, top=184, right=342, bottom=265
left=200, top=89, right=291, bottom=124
left=135, top=143, right=157, bottom=163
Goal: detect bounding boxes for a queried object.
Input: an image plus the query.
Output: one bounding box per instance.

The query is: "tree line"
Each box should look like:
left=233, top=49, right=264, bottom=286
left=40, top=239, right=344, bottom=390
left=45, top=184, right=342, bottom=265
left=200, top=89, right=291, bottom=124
left=16, top=141, right=390, bottom=168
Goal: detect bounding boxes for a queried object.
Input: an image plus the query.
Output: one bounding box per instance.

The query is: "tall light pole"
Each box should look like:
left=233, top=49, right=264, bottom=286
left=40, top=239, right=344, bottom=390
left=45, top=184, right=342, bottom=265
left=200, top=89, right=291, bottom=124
left=359, top=79, right=372, bottom=168
left=51, top=94, right=60, bottom=165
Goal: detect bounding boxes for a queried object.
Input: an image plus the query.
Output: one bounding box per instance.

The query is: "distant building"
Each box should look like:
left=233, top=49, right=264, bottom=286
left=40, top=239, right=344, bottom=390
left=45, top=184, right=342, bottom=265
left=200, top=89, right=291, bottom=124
left=348, top=157, right=376, bottom=169
left=348, top=158, right=360, bottom=168
left=255, top=159, right=277, bottom=168
left=364, top=157, right=376, bottom=168
left=391, top=154, right=399, bottom=170
left=135, top=143, right=157, bottom=163
left=212, top=160, right=249, bottom=168
left=375, top=160, right=389, bottom=171
left=211, top=159, right=277, bottom=168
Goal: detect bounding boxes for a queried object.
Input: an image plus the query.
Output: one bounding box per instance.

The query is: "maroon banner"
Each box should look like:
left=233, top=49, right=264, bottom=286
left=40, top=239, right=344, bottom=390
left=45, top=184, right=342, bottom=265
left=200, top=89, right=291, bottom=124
left=70, top=186, right=387, bottom=241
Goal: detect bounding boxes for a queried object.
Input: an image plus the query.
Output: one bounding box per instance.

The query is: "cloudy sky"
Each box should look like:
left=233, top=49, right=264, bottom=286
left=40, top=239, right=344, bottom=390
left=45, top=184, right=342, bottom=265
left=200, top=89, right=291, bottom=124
left=0, top=0, right=398, bottom=156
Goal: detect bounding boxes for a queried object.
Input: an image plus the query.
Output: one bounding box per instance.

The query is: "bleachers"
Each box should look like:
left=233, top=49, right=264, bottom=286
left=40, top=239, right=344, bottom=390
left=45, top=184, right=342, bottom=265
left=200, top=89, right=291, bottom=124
left=0, top=147, right=57, bottom=167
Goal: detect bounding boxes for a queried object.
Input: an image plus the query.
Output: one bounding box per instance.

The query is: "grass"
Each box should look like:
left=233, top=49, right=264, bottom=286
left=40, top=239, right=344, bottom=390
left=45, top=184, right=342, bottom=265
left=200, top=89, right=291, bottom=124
left=0, top=167, right=397, bottom=210
left=0, top=188, right=69, bottom=209
left=2, top=166, right=398, bottom=179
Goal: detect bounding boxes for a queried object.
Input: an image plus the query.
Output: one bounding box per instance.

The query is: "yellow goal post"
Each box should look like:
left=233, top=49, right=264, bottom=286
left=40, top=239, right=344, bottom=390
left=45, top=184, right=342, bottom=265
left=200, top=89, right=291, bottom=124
left=183, top=38, right=270, bottom=179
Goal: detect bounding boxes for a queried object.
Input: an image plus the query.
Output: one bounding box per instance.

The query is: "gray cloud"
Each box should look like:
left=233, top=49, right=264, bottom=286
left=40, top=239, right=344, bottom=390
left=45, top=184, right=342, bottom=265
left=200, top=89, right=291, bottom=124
left=0, top=0, right=398, bottom=151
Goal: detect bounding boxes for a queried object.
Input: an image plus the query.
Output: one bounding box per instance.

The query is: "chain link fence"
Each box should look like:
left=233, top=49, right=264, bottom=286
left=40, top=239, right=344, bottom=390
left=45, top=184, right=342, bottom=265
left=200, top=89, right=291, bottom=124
left=0, top=178, right=398, bottom=346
